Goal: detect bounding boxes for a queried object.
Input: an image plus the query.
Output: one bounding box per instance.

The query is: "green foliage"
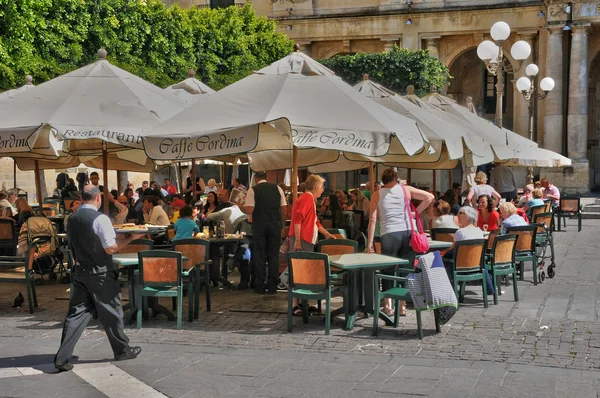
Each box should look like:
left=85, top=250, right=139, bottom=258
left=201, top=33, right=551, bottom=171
left=320, top=48, right=451, bottom=96
left=0, top=0, right=292, bottom=91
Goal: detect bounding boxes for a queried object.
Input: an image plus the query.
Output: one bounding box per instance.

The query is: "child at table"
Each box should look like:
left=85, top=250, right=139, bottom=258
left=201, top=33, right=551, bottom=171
left=173, top=205, right=199, bottom=241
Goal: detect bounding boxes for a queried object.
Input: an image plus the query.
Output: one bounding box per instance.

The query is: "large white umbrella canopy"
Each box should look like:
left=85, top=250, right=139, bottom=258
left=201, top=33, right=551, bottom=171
left=0, top=75, right=35, bottom=100
left=0, top=49, right=189, bottom=158
left=164, top=69, right=215, bottom=103
left=143, top=48, right=428, bottom=171
left=422, top=92, right=569, bottom=167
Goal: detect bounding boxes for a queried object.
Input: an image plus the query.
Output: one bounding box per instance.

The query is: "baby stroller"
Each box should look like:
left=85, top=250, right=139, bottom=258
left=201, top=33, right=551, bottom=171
left=18, top=216, right=65, bottom=285
left=533, top=212, right=556, bottom=283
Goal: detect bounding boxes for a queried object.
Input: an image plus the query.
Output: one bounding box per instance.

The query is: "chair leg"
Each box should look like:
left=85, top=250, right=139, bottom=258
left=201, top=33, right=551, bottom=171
left=416, top=311, right=423, bottom=339
left=492, top=271, right=498, bottom=306
left=372, top=292, right=380, bottom=336
left=317, top=300, right=322, bottom=314
left=177, top=290, right=183, bottom=330
left=194, top=268, right=200, bottom=319
left=187, top=279, right=194, bottom=322
left=324, top=294, right=331, bottom=335
left=287, top=292, right=293, bottom=333
left=459, top=281, right=466, bottom=303
left=31, top=278, right=38, bottom=307
left=205, top=266, right=211, bottom=312
left=26, top=279, right=34, bottom=314
left=172, top=297, right=177, bottom=311
left=433, top=308, right=441, bottom=333
left=136, top=289, right=142, bottom=329
left=578, top=214, right=582, bottom=232
left=482, top=275, right=488, bottom=308
left=513, top=271, right=519, bottom=301
left=393, top=300, right=400, bottom=328
left=519, top=262, right=524, bottom=281
left=532, top=255, right=537, bottom=286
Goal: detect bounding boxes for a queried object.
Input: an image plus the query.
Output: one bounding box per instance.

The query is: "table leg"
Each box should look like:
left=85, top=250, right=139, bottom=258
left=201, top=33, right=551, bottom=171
left=363, top=270, right=394, bottom=326
left=123, top=267, right=138, bottom=324
left=343, top=270, right=360, bottom=330
left=218, top=244, right=236, bottom=290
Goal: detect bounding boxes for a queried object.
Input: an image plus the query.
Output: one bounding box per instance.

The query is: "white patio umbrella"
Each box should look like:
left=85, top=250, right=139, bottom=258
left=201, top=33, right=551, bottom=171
left=164, top=69, right=215, bottom=102
left=0, top=49, right=190, bottom=209
left=0, top=75, right=35, bottom=100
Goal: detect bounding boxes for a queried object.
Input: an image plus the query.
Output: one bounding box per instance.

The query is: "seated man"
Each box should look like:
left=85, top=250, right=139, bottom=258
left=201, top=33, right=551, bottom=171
left=206, top=190, right=250, bottom=289
left=541, top=178, right=560, bottom=208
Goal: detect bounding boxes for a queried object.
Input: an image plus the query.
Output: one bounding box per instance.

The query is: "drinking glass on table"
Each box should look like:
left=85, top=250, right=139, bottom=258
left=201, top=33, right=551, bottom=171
left=483, top=224, right=489, bottom=232
left=203, top=226, right=209, bottom=235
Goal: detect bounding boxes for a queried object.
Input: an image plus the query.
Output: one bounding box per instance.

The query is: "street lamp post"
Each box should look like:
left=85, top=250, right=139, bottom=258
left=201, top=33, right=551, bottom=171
left=477, top=22, right=532, bottom=132
left=516, top=65, right=555, bottom=184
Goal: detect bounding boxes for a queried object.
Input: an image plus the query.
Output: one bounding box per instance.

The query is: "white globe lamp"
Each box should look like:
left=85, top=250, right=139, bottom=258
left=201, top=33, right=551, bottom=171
left=525, top=64, right=539, bottom=77
left=490, top=22, right=511, bottom=41
left=477, top=40, right=498, bottom=61
left=516, top=77, right=531, bottom=92
left=540, top=77, right=555, bottom=92
left=510, top=41, right=531, bottom=60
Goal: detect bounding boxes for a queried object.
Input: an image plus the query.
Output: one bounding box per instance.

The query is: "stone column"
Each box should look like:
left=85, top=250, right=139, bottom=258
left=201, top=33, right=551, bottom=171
left=296, top=41, right=312, bottom=57
left=514, top=32, right=537, bottom=139
left=567, top=23, right=592, bottom=161
left=380, top=36, right=401, bottom=52
left=423, top=37, right=440, bottom=59
left=543, top=25, right=564, bottom=154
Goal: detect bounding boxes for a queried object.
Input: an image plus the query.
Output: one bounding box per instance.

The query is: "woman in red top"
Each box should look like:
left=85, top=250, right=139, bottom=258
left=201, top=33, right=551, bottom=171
left=477, top=194, right=500, bottom=231
left=289, top=174, right=336, bottom=316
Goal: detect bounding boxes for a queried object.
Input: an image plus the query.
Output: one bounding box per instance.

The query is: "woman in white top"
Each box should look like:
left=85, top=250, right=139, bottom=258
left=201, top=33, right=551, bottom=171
left=142, top=195, right=170, bottom=226
left=466, top=171, right=502, bottom=207
left=430, top=199, right=458, bottom=230
left=204, top=178, right=218, bottom=194
left=447, top=206, right=484, bottom=253
left=368, top=168, right=435, bottom=316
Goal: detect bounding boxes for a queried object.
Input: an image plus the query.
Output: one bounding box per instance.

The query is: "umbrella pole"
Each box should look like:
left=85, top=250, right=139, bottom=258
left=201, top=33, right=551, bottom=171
left=368, top=162, right=374, bottom=193
left=102, top=144, right=109, bottom=214
left=332, top=173, right=337, bottom=191
left=191, top=159, right=197, bottom=199
left=13, top=160, right=17, bottom=188
left=432, top=170, right=437, bottom=197
left=291, top=146, right=298, bottom=204
left=407, top=169, right=412, bottom=185
left=34, top=160, right=43, bottom=214
left=178, top=162, right=184, bottom=193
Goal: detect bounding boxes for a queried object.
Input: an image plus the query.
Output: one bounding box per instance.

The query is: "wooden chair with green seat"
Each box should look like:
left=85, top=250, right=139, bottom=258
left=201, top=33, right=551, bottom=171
left=116, top=239, right=154, bottom=307
left=317, top=238, right=357, bottom=312
left=172, top=239, right=212, bottom=317
left=529, top=204, right=545, bottom=222
left=556, top=196, right=582, bottom=232
left=372, top=269, right=441, bottom=339
left=286, top=251, right=334, bottom=335
left=136, top=250, right=185, bottom=330
left=506, top=224, right=539, bottom=285
left=487, top=234, right=518, bottom=305
left=543, top=199, right=552, bottom=213
left=450, top=239, right=488, bottom=308
left=431, top=228, right=457, bottom=256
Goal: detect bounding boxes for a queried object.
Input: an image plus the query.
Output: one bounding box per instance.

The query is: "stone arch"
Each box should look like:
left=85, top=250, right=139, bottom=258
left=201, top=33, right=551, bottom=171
left=444, top=43, right=477, bottom=68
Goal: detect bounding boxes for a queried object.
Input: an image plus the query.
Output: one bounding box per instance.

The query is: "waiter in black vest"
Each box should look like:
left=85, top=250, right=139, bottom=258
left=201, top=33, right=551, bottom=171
left=54, top=185, right=144, bottom=372
left=243, top=172, right=287, bottom=294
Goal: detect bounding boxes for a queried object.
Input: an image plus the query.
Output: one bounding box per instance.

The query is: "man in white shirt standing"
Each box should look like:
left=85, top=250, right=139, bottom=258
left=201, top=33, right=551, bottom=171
left=490, top=162, right=518, bottom=203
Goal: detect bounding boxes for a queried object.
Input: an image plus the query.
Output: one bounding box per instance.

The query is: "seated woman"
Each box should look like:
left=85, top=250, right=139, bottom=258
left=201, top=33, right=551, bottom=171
left=523, top=188, right=544, bottom=219
left=142, top=195, right=170, bottom=226
left=517, top=184, right=534, bottom=208
left=200, top=191, right=219, bottom=226
left=476, top=194, right=500, bottom=232
left=444, top=206, right=484, bottom=259
left=348, top=188, right=370, bottom=225
left=13, top=198, right=35, bottom=230
left=431, top=199, right=458, bottom=230
left=499, top=202, right=528, bottom=235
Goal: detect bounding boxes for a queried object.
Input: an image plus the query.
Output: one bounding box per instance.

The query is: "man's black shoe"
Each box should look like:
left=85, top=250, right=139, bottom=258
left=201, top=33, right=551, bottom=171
left=238, top=281, right=248, bottom=291
left=254, top=286, right=266, bottom=294
left=114, top=346, right=142, bottom=361
left=54, top=362, right=73, bottom=372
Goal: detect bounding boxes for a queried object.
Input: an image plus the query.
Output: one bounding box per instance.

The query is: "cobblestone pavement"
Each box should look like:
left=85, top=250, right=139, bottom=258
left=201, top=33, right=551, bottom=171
left=0, top=215, right=599, bottom=397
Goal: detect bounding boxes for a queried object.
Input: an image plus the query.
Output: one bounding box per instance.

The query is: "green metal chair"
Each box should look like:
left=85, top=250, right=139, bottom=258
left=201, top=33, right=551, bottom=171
left=136, top=250, right=185, bottom=330
left=487, top=234, right=518, bottom=305
left=450, top=239, right=488, bottom=308
left=372, top=269, right=441, bottom=339
left=529, top=204, right=545, bottom=222
left=286, top=251, right=333, bottom=335
left=326, top=228, right=347, bottom=239
left=116, top=239, right=154, bottom=307
left=172, top=239, right=212, bottom=318
left=317, top=238, right=357, bottom=312
left=556, top=196, right=582, bottom=232
left=506, top=225, right=539, bottom=285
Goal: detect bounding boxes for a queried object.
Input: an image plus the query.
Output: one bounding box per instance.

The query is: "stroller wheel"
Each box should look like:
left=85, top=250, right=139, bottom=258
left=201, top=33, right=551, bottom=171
left=538, top=271, right=545, bottom=283
left=547, top=265, right=555, bottom=278
left=35, top=278, right=44, bottom=286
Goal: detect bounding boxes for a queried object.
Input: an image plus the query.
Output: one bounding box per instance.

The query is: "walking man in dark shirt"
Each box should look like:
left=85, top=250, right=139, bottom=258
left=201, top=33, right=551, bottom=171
left=54, top=185, right=144, bottom=372
left=242, top=172, right=287, bottom=294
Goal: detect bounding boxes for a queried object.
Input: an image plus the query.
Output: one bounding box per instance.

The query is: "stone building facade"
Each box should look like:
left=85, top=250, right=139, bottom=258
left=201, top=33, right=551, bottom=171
left=173, top=0, right=600, bottom=192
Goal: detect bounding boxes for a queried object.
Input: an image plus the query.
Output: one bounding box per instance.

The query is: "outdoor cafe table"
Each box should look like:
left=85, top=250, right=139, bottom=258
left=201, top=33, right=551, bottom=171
left=328, top=240, right=453, bottom=330
left=112, top=252, right=189, bottom=323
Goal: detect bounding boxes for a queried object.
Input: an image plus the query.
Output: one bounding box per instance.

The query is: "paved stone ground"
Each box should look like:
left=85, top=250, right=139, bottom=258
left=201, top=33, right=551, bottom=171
left=0, top=213, right=599, bottom=397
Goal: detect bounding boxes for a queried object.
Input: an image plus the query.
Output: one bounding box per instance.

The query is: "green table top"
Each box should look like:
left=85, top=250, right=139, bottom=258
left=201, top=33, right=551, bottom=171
left=328, top=253, right=410, bottom=270
left=428, top=240, right=452, bottom=250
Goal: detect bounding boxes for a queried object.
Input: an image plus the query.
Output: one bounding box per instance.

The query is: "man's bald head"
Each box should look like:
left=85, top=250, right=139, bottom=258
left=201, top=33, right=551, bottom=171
left=217, top=189, right=230, bottom=203
left=82, top=185, right=101, bottom=203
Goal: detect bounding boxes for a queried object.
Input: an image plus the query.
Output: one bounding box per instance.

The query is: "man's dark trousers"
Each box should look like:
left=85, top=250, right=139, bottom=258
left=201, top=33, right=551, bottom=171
left=54, top=270, right=129, bottom=366
left=252, top=221, right=281, bottom=291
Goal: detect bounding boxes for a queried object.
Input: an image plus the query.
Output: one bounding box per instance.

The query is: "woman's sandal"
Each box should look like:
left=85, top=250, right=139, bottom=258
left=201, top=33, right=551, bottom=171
left=292, top=306, right=302, bottom=316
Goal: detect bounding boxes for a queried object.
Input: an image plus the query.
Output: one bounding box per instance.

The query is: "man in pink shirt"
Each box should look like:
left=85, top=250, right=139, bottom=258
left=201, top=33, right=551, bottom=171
left=541, top=178, right=560, bottom=206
